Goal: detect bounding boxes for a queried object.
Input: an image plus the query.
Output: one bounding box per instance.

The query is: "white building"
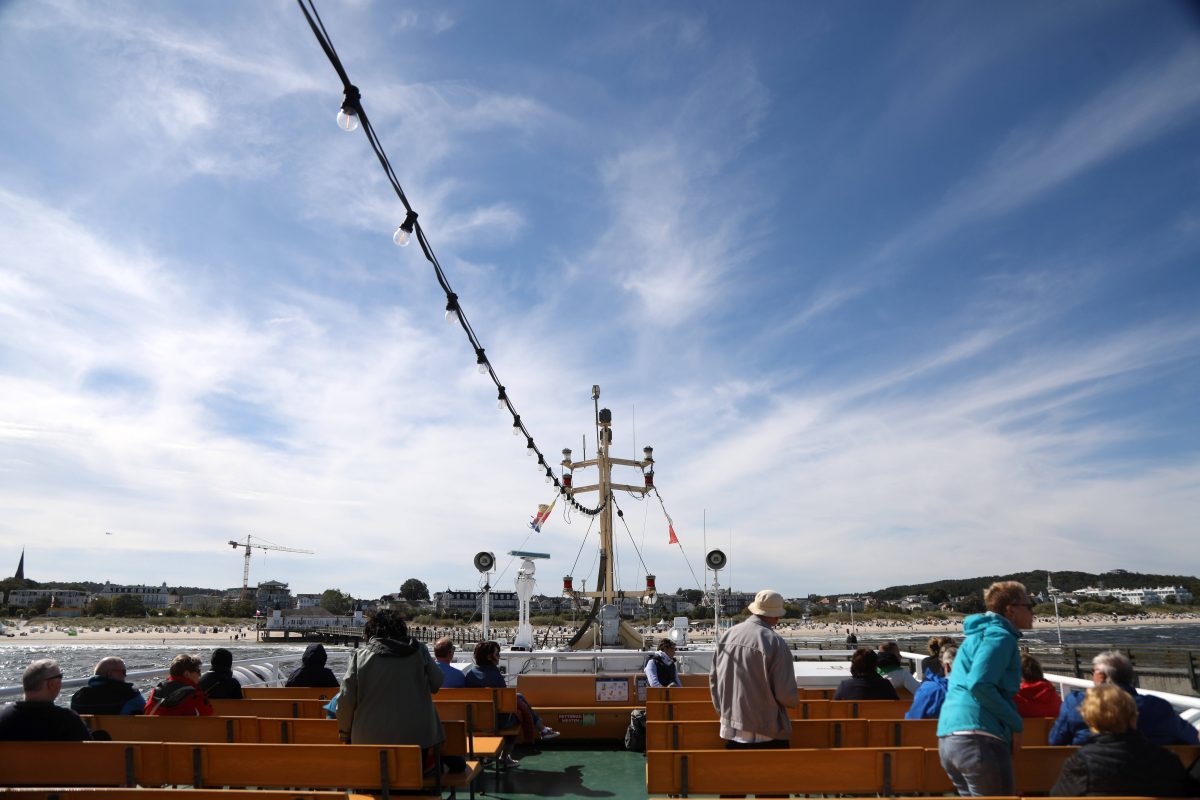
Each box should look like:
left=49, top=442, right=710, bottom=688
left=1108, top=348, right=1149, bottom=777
left=7, top=588, right=89, bottom=608
left=95, top=582, right=171, bottom=608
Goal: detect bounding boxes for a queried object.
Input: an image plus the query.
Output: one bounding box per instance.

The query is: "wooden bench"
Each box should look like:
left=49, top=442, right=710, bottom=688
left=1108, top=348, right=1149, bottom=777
left=242, top=686, right=338, bottom=701
left=645, top=698, right=911, bottom=721
left=516, top=674, right=642, bottom=740
left=0, top=792, right=375, bottom=800
left=646, top=746, right=926, bottom=796
left=646, top=685, right=835, bottom=702
left=0, top=742, right=169, bottom=788
left=646, top=718, right=969, bottom=750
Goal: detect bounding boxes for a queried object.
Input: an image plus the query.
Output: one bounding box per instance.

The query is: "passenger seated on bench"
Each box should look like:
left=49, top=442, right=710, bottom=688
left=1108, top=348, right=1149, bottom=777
left=465, top=641, right=559, bottom=768
left=906, top=645, right=955, bottom=718
left=921, top=636, right=955, bottom=679
left=145, top=654, right=214, bottom=716
left=433, top=637, right=466, bottom=688
left=70, top=656, right=145, bottom=715
left=1049, top=650, right=1198, bottom=746
left=876, top=641, right=920, bottom=694
left=0, top=659, right=91, bottom=740
left=1051, top=683, right=1198, bottom=797
left=198, top=647, right=243, bottom=699
left=286, top=643, right=340, bottom=688
left=834, top=648, right=899, bottom=701
left=644, top=638, right=683, bottom=688
left=338, top=609, right=445, bottom=776
left=1014, top=653, right=1060, bottom=718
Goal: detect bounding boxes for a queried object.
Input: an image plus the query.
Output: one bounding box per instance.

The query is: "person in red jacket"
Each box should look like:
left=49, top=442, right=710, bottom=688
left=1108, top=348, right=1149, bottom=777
left=1014, top=653, right=1061, bottom=718
left=145, top=654, right=214, bottom=716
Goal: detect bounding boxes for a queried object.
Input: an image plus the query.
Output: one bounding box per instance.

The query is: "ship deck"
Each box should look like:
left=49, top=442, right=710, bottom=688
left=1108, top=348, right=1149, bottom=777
left=496, top=742, right=645, bottom=799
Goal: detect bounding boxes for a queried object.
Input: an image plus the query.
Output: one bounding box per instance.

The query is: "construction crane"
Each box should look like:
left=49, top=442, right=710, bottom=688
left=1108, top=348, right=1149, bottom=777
left=229, top=535, right=314, bottom=601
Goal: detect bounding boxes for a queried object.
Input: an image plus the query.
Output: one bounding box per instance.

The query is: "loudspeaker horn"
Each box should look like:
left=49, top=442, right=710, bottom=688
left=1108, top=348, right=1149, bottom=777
left=705, top=549, right=727, bottom=571
left=473, top=551, right=495, bottom=573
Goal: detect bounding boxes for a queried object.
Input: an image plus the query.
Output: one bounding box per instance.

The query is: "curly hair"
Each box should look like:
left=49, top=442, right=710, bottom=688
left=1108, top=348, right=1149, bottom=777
left=1081, top=683, right=1137, bottom=734
left=168, top=654, right=202, bottom=678
left=363, top=609, right=408, bottom=641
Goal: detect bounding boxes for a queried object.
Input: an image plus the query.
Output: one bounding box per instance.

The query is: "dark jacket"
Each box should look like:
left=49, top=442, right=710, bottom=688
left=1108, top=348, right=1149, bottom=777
left=338, top=636, right=443, bottom=747
left=70, top=676, right=146, bottom=715
left=1049, top=682, right=1199, bottom=746
left=145, top=676, right=214, bottom=716
left=833, top=674, right=899, bottom=701
left=286, top=643, right=340, bottom=689
left=0, top=701, right=91, bottom=740
left=1051, top=730, right=1199, bottom=797
left=197, top=669, right=243, bottom=699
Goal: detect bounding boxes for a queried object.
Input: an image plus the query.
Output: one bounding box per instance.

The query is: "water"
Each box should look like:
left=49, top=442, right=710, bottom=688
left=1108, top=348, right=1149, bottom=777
left=0, top=640, right=353, bottom=704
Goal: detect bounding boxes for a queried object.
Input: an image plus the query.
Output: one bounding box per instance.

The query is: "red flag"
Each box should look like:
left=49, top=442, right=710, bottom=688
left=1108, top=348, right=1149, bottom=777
left=668, top=522, right=679, bottom=545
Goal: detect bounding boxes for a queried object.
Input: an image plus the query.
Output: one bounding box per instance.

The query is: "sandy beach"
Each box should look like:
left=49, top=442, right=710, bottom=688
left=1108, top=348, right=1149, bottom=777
left=4, top=612, right=1198, bottom=646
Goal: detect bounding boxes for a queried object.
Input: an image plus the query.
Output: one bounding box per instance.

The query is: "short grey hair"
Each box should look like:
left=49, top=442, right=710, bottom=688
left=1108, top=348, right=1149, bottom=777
left=1093, top=651, right=1134, bottom=685
left=940, top=644, right=959, bottom=667
left=23, top=659, right=61, bottom=692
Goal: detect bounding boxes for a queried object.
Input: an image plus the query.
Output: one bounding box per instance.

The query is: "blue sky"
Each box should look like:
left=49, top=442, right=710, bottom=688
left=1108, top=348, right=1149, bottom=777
left=1, top=0, right=1198, bottom=601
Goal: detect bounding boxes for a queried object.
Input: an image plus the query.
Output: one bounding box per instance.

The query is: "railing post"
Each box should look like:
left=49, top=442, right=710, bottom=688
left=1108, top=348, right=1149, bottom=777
left=1188, top=651, right=1199, bottom=694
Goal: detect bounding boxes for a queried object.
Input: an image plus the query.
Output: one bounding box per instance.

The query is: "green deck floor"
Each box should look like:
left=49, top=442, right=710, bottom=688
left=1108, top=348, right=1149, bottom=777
left=476, top=742, right=646, bottom=799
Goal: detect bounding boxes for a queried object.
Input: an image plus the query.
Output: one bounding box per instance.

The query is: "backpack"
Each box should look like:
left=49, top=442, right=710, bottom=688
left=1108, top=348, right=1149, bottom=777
left=624, top=708, right=646, bottom=753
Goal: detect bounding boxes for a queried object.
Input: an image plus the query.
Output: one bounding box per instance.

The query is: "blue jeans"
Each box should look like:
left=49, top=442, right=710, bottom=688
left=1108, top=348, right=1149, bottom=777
left=938, top=734, right=1015, bottom=797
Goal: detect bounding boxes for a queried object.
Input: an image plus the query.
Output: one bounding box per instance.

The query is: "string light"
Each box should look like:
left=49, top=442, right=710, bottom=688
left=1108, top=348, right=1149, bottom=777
left=337, top=85, right=360, bottom=131
left=393, top=210, right=418, bottom=247
left=296, top=0, right=609, bottom=515
left=526, top=437, right=536, bottom=457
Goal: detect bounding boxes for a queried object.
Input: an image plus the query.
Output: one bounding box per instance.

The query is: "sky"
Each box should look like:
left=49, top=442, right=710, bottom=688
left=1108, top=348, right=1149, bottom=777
left=1, top=0, right=1198, bottom=602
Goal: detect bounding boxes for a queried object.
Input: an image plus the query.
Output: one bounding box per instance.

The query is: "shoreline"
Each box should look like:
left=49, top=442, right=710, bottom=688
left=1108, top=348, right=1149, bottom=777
left=3, top=613, right=1199, bottom=646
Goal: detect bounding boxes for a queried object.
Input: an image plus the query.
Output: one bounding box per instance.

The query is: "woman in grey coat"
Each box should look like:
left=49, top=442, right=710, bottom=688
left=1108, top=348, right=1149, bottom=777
left=337, top=610, right=444, bottom=753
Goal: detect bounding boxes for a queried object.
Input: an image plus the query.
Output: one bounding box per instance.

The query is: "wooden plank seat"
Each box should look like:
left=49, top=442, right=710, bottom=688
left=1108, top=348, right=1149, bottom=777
left=209, top=698, right=329, bottom=719
left=645, top=746, right=926, bottom=796
left=645, top=685, right=835, bottom=702
left=1, top=739, right=483, bottom=798
left=84, top=715, right=259, bottom=743
left=0, top=742, right=169, bottom=788
left=0, top=791, right=378, bottom=800
left=645, top=698, right=911, bottom=722
left=241, top=686, right=338, bottom=701
left=648, top=719, right=871, bottom=750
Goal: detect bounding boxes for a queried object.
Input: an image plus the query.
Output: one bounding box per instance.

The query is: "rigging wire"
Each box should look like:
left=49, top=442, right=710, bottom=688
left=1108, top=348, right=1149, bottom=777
left=296, top=0, right=604, bottom=515
left=652, top=487, right=706, bottom=595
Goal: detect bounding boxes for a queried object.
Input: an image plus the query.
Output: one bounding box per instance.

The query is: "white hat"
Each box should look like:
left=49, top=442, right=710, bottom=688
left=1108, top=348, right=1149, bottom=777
left=748, top=589, right=785, bottom=618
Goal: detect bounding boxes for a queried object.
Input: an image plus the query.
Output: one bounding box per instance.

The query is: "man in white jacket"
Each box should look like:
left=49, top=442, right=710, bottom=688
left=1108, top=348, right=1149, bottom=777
left=708, top=589, right=799, bottom=748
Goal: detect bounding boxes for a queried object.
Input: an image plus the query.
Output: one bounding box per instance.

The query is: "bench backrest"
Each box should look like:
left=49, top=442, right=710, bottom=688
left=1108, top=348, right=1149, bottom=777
left=85, top=715, right=258, bottom=743
left=0, top=742, right=169, bottom=787
left=0, top=790, right=372, bottom=800
left=645, top=685, right=835, bottom=702
left=645, top=698, right=911, bottom=721
left=646, top=746, right=925, bottom=796
left=516, top=674, right=644, bottom=707
left=160, top=742, right=424, bottom=791
left=209, top=698, right=329, bottom=719
left=241, top=686, right=338, bottom=701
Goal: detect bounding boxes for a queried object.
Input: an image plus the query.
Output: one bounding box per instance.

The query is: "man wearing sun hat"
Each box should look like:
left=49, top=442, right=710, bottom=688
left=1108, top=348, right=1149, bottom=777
left=709, top=589, right=799, bottom=748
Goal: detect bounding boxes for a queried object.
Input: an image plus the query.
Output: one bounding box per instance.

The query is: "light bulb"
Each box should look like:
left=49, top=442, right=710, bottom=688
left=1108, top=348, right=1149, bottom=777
left=336, top=108, right=359, bottom=132
left=545, top=474, right=552, bottom=484
left=393, top=226, right=413, bottom=247
left=477, top=362, right=488, bottom=374
left=445, top=308, right=458, bottom=324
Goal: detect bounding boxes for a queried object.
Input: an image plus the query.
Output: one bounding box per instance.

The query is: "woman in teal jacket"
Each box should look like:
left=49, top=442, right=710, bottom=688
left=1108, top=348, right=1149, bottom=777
left=936, top=581, right=1034, bottom=796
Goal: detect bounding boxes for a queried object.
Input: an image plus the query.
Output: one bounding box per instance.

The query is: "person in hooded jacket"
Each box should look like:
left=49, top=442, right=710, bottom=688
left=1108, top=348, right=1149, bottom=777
left=1014, top=653, right=1061, bottom=718
left=197, top=648, right=243, bottom=699
left=834, top=648, right=899, bottom=700
left=286, top=643, right=340, bottom=688
left=145, top=654, right=213, bottom=716
left=337, top=610, right=444, bottom=759
left=70, top=657, right=145, bottom=715
left=906, top=645, right=956, bottom=719
left=1051, top=683, right=1198, bottom=797
left=936, top=581, right=1034, bottom=797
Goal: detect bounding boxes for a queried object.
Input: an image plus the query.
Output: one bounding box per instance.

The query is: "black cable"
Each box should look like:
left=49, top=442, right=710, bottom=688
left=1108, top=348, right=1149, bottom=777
left=296, top=0, right=607, bottom=516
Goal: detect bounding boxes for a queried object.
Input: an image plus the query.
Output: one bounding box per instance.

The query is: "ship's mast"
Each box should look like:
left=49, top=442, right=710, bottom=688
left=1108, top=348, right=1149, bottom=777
left=562, top=385, right=656, bottom=626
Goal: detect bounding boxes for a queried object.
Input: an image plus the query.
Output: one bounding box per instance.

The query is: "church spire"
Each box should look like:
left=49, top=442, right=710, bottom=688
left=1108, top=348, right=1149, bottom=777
left=14, top=548, right=24, bottom=580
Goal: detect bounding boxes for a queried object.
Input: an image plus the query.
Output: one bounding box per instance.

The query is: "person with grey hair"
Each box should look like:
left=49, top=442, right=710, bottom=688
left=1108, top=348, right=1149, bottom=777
left=709, top=589, right=799, bottom=749
left=70, top=656, right=145, bottom=716
left=1049, top=650, right=1199, bottom=746
left=0, top=659, right=91, bottom=740
left=905, top=644, right=957, bottom=719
